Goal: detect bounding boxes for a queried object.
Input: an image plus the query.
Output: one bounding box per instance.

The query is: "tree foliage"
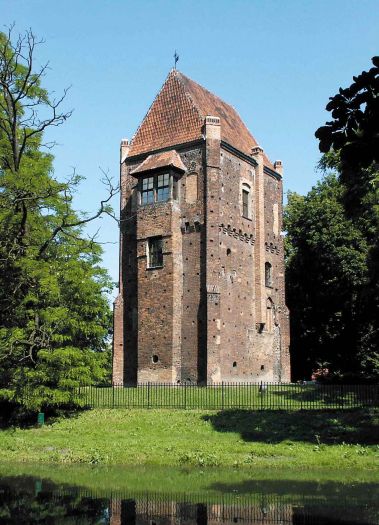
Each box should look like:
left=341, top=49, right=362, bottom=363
left=0, top=27, right=115, bottom=411
left=315, top=56, right=379, bottom=170
left=285, top=175, right=369, bottom=379
left=286, top=56, right=379, bottom=381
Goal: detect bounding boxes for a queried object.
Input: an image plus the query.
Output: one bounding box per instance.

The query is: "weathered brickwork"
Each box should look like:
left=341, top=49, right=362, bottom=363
left=112, top=70, right=290, bottom=384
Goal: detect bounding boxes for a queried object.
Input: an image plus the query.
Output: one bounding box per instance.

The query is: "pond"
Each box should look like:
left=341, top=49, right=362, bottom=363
left=0, top=466, right=377, bottom=524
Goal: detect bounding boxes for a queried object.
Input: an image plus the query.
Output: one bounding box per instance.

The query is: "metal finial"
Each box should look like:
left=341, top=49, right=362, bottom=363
left=174, top=50, right=179, bottom=69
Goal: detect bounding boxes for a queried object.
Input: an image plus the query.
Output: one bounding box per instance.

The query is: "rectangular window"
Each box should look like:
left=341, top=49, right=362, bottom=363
left=141, top=176, right=154, bottom=205
left=265, top=262, right=273, bottom=287
left=156, top=173, right=170, bottom=202
left=148, top=237, right=163, bottom=268
left=242, top=189, right=249, bottom=218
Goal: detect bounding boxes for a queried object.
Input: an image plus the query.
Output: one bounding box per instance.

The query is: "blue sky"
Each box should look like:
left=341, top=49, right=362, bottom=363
left=1, top=0, right=378, bottom=289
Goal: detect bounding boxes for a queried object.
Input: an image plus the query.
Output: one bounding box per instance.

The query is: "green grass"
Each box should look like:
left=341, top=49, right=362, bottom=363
left=0, top=408, right=378, bottom=470
left=75, top=383, right=378, bottom=410
left=1, top=464, right=378, bottom=501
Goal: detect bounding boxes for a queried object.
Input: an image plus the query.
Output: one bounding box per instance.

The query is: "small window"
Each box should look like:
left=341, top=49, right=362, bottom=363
left=141, top=176, right=154, bottom=205
left=152, top=355, right=159, bottom=364
left=157, top=173, right=170, bottom=202
left=265, top=262, right=272, bottom=287
left=266, top=298, right=274, bottom=333
left=148, top=237, right=163, bottom=268
left=242, top=183, right=251, bottom=219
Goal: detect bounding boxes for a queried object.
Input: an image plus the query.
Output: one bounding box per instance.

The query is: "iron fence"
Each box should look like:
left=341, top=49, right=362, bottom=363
left=76, top=382, right=379, bottom=410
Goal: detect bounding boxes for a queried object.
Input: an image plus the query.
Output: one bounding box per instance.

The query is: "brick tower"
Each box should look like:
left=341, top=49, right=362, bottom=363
left=113, top=70, right=290, bottom=385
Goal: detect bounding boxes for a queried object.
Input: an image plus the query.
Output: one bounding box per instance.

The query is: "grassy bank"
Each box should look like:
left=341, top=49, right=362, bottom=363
left=0, top=408, right=378, bottom=470
left=1, top=464, right=379, bottom=501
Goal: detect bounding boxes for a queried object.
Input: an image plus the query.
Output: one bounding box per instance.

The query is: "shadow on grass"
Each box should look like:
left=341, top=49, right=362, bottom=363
left=202, top=409, right=379, bottom=445
left=0, top=401, right=90, bottom=429
left=268, top=383, right=378, bottom=408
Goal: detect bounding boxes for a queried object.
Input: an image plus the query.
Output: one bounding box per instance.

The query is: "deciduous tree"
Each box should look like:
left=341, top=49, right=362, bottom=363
left=0, top=27, right=116, bottom=410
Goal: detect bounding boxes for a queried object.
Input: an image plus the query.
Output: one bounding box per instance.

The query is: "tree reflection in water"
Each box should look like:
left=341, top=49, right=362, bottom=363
left=0, top=475, right=377, bottom=525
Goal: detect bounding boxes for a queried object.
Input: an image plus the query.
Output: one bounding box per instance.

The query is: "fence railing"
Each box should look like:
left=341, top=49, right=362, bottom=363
left=76, top=382, right=379, bottom=410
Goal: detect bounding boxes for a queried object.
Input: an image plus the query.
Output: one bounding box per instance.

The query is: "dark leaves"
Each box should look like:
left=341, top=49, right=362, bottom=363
left=315, top=56, right=379, bottom=170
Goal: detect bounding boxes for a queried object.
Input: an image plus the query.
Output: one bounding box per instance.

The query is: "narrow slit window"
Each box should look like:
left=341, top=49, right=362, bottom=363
left=148, top=237, right=163, bottom=268
left=157, top=173, right=170, bottom=202
left=242, top=183, right=251, bottom=219
left=265, top=262, right=273, bottom=287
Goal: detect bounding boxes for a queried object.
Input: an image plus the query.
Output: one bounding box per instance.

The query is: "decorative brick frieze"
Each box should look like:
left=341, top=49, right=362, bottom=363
left=219, top=223, right=255, bottom=245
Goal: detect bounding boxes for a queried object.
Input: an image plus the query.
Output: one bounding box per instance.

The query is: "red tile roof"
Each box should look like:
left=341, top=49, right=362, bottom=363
left=130, top=150, right=187, bottom=175
left=129, top=69, right=274, bottom=169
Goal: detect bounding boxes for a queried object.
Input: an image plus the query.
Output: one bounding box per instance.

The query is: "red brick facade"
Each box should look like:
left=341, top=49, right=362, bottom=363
left=112, top=70, right=290, bottom=384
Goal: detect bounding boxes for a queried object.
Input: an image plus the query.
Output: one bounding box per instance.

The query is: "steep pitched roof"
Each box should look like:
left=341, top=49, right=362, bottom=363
left=129, top=69, right=274, bottom=169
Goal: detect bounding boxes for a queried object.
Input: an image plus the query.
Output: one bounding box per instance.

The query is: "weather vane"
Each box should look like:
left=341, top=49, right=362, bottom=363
left=174, top=50, right=179, bottom=69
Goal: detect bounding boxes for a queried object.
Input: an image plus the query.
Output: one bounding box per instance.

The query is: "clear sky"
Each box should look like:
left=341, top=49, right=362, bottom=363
left=1, top=0, right=378, bottom=290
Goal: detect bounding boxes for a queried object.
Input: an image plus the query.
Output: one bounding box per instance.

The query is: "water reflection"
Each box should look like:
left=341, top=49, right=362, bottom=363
left=0, top=475, right=377, bottom=525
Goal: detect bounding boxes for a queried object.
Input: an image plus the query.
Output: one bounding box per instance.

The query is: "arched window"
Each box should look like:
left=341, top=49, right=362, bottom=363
left=242, top=183, right=251, bottom=219
left=265, top=262, right=272, bottom=287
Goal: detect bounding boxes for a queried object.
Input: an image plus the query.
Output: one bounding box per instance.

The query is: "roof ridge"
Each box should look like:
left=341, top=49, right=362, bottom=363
left=175, top=71, right=265, bottom=157
left=129, top=70, right=176, bottom=147
left=173, top=69, right=205, bottom=120
left=177, top=70, right=229, bottom=110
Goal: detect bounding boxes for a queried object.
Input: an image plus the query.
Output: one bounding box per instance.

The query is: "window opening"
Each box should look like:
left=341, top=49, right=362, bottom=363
left=266, top=298, right=274, bottom=333
left=141, top=173, right=172, bottom=205
left=242, top=183, right=251, bottom=219
left=232, top=361, right=237, bottom=368
left=265, top=262, right=272, bottom=287
left=152, top=355, right=159, bottom=364
left=141, top=176, right=154, bottom=205
left=148, top=237, right=163, bottom=268
left=157, top=173, right=170, bottom=202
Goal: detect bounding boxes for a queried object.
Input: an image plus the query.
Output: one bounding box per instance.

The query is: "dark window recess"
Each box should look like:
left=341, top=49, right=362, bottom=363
left=227, top=248, right=231, bottom=256
left=265, top=262, right=273, bottom=287
left=141, top=176, right=154, bottom=205
left=152, top=355, right=159, bottom=364
left=242, top=189, right=249, bottom=218
left=141, top=173, right=174, bottom=205
left=157, top=173, right=170, bottom=202
left=261, top=364, right=265, bottom=370
left=148, top=237, right=163, bottom=268
left=233, top=361, right=237, bottom=368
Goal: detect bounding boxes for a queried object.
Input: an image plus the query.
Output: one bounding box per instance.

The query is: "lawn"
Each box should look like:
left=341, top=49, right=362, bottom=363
left=75, top=383, right=378, bottom=410
left=0, top=408, right=378, bottom=470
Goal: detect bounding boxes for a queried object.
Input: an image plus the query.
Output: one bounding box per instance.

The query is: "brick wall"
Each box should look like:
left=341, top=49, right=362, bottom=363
left=113, top=126, right=290, bottom=383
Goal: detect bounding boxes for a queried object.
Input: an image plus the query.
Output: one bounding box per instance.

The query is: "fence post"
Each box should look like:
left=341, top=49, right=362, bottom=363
left=147, top=382, right=150, bottom=409
left=112, top=384, right=115, bottom=409
left=260, top=381, right=263, bottom=411
left=184, top=381, right=187, bottom=410
left=221, top=381, right=224, bottom=410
